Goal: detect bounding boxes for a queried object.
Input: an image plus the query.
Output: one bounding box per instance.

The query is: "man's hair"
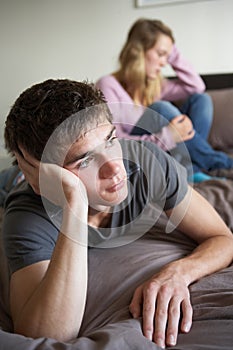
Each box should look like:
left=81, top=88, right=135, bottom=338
left=4, top=79, right=112, bottom=161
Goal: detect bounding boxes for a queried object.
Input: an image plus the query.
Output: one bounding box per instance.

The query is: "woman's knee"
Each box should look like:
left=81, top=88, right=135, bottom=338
left=149, top=101, right=180, bottom=120
left=186, top=93, right=213, bottom=124
left=191, top=93, right=213, bottom=112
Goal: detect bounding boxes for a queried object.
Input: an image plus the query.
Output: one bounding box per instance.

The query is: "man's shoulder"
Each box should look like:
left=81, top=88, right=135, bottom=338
left=120, top=138, right=169, bottom=162
left=4, top=180, right=43, bottom=214
left=120, top=138, right=187, bottom=185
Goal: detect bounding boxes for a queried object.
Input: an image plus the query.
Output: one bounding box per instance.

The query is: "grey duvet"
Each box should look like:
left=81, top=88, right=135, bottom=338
left=0, top=178, right=233, bottom=350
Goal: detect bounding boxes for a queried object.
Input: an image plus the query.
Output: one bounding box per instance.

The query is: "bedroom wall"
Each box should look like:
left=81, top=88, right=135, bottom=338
left=0, top=0, right=233, bottom=168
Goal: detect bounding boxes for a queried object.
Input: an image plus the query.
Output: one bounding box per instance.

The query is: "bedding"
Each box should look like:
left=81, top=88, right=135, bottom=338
left=1, top=78, right=233, bottom=349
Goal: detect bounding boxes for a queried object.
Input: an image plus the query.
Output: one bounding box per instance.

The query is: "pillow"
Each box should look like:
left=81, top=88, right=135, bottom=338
left=208, top=88, right=233, bottom=153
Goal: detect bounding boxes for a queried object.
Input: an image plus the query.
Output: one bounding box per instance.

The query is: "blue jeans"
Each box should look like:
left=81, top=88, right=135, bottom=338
left=131, top=93, right=233, bottom=174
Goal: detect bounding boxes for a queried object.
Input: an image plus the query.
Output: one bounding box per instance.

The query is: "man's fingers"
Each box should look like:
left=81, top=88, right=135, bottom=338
left=165, top=297, right=181, bottom=346
left=129, top=286, right=143, bottom=319
left=18, top=146, right=40, bottom=167
left=15, top=151, right=32, bottom=172
left=14, top=150, right=41, bottom=194
left=153, top=287, right=170, bottom=348
left=142, top=283, right=158, bottom=341
left=180, top=298, right=193, bottom=333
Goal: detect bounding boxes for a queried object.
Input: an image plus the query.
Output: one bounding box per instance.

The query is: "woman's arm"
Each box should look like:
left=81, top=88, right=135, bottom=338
left=10, top=151, right=89, bottom=341
left=96, top=76, right=193, bottom=150
left=161, top=45, right=206, bottom=101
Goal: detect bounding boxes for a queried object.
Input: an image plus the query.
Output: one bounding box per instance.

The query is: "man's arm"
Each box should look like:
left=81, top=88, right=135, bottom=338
left=10, top=151, right=89, bottom=341
left=129, top=185, right=233, bottom=348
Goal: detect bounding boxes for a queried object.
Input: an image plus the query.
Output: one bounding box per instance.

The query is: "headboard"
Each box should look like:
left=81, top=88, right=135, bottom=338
left=200, top=73, right=233, bottom=90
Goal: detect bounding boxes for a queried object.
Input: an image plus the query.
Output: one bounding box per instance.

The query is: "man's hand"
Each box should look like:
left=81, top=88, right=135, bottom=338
left=129, top=264, right=192, bottom=348
left=15, top=148, right=88, bottom=209
left=168, top=115, right=195, bottom=143
left=15, top=148, right=89, bottom=243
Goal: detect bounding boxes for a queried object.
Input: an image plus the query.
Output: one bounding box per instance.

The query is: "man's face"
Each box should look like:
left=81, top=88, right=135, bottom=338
left=64, top=122, right=128, bottom=211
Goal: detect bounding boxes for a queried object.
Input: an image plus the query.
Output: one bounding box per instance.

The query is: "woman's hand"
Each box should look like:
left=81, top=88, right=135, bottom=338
left=168, top=115, right=195, bottom=143
left=15, top=148, right=88, bottom=210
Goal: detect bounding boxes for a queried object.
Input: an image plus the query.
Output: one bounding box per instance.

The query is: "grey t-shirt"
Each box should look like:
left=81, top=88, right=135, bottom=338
left=3, top=140, right=188, bottom=274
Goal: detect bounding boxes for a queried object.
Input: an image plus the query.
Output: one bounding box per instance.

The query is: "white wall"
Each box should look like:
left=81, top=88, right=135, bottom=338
left=0, top=0, right=233, bottom=166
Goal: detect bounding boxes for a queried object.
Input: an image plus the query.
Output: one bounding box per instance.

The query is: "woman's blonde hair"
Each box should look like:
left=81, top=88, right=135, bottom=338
left=116, top=18, right=174, bottom=106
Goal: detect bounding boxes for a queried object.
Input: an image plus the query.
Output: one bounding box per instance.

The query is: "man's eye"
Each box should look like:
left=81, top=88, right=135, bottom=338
left=79, top=156, right=93, bottom=169
left=106, top=136, right=117, bottom=148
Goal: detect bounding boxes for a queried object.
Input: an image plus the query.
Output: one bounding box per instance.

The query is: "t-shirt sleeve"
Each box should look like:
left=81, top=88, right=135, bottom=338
left=146, top=143, right=188, bottom=210
left=3, top=209, right=58, bottom=274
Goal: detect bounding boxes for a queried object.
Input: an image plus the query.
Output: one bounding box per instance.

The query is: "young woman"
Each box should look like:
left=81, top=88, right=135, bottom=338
left=96, top=18, right=233, bottom=182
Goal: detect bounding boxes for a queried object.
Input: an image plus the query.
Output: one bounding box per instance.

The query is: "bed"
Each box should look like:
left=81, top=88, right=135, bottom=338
left=0, top=73, right=233, bottom=350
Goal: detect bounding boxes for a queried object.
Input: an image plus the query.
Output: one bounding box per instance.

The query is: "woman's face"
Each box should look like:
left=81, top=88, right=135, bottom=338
left=144, top=34, right=173, bottom=80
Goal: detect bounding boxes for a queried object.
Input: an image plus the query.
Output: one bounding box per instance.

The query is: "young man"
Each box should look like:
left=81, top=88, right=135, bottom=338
left=3, top=79, right=233, bottom=349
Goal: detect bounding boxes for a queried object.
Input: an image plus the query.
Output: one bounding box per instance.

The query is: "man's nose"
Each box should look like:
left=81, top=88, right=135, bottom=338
left=99, top=159, right=121, bottom=179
